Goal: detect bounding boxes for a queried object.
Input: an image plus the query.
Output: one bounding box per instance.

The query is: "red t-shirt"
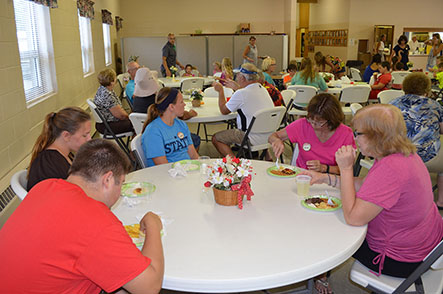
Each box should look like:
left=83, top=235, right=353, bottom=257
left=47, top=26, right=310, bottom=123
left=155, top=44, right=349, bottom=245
left=0, top=179, right=150, bottom=294
left=369, top=73, right=392, bottom=100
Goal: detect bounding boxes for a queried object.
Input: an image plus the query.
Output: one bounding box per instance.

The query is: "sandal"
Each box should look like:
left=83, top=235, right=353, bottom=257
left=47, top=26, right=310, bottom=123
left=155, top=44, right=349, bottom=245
left=315, top=277, right=333, bottom=294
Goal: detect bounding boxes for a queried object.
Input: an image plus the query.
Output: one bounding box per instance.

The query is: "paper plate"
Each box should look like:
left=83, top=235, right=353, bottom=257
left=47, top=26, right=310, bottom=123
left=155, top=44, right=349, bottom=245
left=266, top=165, right=299, bottom=178
left=121, top=182, right=156, bottom=198
left=172, top=160, right=201, bottom=171
left=302, top=196, right=342, bottom=212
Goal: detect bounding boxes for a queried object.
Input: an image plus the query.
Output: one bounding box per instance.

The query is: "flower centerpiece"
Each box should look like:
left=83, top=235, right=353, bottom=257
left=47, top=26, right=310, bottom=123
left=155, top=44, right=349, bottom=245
left=407, top=61, right=414, bottom=69
left=190, top=88, right=204, bottom=107
left=203, top=155, right=254, bottom=209
left=170, top=66, right=178, bottom=81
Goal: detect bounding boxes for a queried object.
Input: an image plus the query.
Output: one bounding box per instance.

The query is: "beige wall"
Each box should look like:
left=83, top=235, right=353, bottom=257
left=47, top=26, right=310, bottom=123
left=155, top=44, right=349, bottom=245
left=0, top=0, right=121, bottom=191
left=120, top=0, right=285, bottom=37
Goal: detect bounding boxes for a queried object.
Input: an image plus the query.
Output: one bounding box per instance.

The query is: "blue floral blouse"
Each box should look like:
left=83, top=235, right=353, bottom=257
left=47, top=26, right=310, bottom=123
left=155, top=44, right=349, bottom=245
left=390, top=94, right=443, bottom=162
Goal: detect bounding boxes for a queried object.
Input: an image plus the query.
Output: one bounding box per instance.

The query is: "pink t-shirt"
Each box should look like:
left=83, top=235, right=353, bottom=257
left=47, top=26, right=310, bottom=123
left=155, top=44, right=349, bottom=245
left=357, top=153, right=443, bottom=265
left=285, top=118, right=355, bottom=169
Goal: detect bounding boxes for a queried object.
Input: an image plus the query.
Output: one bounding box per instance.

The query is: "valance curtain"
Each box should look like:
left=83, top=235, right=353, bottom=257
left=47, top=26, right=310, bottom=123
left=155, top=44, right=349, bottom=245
left=115, top=16, right=123, bottom=31
left=77, top=0, right=94, bottom=19
left=25, top=0, right=58, bottom=8
left=101, top=9, right=113, bottom=25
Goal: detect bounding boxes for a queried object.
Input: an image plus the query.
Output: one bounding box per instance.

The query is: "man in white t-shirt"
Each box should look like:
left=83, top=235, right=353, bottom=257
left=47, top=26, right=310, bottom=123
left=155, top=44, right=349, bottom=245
left=212, top=63, right=274, bottom=157
left=408, top=36, right=419, bottom=54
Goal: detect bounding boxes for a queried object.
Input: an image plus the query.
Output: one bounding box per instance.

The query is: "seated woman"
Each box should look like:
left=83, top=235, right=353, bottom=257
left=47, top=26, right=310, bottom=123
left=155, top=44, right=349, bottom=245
left=261, top=57, right=277, bottom=86
left=290, top=57, right=328, bottom=92
left=314, top=51, right=346, bottom=79
left=94, top=69, right=133, bottom=134
left=27, top=107, right=91, bottom=191
left=303, top=104, right=443, bottom=286
left=141, top=87, right=199, bottom=167
left=269, top=93, right=355, bottom=174
left=217, top=57, right=234, bottom=86
left=390, top=72, right=443, bottom=209
left=258, top=72, right=283, bottom=106
left=369, top=61, right=391, bottom=100
left=132, top=67, right=159, bottom=113
left=362, top=54, right=381, bottom=83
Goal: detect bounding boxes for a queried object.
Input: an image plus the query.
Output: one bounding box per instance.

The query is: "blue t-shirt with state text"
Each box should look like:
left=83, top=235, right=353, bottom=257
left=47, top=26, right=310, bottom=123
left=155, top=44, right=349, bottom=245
left=141, top=117, right=192, bottom=167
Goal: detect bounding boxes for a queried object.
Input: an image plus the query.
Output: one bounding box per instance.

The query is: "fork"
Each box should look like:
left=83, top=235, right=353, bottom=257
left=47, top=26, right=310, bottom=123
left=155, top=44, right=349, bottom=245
left=275, top=157, right=280, bottom=169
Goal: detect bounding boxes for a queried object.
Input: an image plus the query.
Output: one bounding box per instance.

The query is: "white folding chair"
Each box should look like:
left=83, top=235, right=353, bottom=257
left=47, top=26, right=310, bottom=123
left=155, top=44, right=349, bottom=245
left=237, top=106, right=286, bottom=159
left=86, top=99, right=134, bottom=157
left=116, top=73, right=130, bottom=91
left=203, top=86, right=234, bottom=98
left=391, top=71, right=410, bottom=86
left=350, top=103, right=363, bottom=116
left=350, top=67, right=362, bottom=82
left=129, top=112, right=147, bottom=135
left=339, top=85, right=371, bottom=115
left=130, top=134, right=147, bottom=169
left=281, top=89, right=296, bottom=107
left=180, top=77, right=205, bottom=92
left=10, top=170, right=28, bottom=200
left=279, top=89, right=296, bottom=128
left=287, top=85, right=318, bottom=117
left=350, top=240, right=443, bottom=294
left=377, top=89, right=405, bottom=104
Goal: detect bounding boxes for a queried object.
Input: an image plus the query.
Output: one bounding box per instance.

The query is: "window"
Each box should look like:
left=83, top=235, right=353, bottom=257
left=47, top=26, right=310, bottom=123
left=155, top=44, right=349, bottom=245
left=78, top=14, right=94, bottom=75
left=102, top=23, right=112, bottom=65
left=13, top=0, right=56, bottom=104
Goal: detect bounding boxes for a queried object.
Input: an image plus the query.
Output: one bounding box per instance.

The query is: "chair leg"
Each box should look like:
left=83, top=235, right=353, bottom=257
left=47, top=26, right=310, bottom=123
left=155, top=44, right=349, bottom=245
left=280, top=154, right=284, bottom=164
left=353, top=152, right=364, bottom=177
left=197, top=123, right=201, bottom=136
left=204, top=124, right=209, bottom=142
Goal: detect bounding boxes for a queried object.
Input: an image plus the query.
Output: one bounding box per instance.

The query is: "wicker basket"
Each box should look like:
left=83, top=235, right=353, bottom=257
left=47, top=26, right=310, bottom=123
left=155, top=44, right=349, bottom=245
left=191, top=99, right=201, bottom=107
left=213, top=187, right=238, bottom=206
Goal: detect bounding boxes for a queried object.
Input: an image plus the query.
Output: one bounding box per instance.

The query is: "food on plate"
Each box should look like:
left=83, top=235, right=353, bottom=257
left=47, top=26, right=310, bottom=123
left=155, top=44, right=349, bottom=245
left=124, top=224, right=143, bottom=238
left=305, top=197, right=338, bottom=209
left=133, top=187, right=145, bottom=195
left=183, top=163, right=199, bottom=171
left=270, top=167, right=296, bottom=176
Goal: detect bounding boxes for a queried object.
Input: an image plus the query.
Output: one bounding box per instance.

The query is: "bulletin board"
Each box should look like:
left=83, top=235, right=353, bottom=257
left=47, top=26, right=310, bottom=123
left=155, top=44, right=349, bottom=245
left=307, top=30, right=348, bottom=47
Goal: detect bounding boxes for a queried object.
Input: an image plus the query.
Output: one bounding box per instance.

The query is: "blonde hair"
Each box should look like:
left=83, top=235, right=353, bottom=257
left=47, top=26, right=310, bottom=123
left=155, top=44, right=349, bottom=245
left=97, top=68, right=116, bottom=87
left=300, top=57, right=316, bottom=83
left=221, top=57, right=233, bottom=79
left=261, top=57, right=276, bottom=72
left=314, top=52, right=326, bottom=66
left=142, top=87, right=178, bottom=132
left=352, top=104, right=416, bottom=158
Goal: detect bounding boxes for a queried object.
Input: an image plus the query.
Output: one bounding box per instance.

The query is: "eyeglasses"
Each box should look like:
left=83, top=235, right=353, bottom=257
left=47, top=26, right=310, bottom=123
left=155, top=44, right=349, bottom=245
left=307, top=118, right=328, bottom=127
left=353, top=130, right=365, bottom=137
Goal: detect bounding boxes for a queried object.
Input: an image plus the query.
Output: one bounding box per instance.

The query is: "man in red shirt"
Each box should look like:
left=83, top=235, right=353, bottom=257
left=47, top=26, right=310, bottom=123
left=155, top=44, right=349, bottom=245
left=369, top=61, right=392, bottom=101
left=0, top=139, right=164, bottom=294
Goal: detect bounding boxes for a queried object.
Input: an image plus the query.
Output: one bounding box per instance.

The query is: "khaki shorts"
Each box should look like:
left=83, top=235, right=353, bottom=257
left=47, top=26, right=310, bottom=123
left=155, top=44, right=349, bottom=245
left=424, top=145, right=443, bottom=176
left=213, top=129, right=245, bottom=145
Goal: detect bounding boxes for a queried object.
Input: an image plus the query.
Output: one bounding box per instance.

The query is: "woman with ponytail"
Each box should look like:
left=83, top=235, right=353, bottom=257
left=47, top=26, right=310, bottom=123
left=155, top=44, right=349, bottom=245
left=290, top=57, right=328, bottom=92
left=141, top=87, right=198, bottom=167
left=27, top=107, right=91, bottom=190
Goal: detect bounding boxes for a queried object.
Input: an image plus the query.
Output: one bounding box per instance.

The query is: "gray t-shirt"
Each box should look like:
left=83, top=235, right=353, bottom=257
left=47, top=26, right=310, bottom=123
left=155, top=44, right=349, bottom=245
left=161, top=41, right=177, bottom=72
left=243, top=44, right=258, bottom=66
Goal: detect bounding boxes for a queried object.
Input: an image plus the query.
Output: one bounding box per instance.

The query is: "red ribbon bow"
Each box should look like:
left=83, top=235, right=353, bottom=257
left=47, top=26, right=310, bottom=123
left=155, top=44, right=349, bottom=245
left=231, top=175, right=254, bottom=209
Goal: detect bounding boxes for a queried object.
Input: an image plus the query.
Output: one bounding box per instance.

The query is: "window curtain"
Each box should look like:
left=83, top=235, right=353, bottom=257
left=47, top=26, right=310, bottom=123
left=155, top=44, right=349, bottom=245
left=25, top=0, right=58, bottom=8
left=101, top=9, right=113, bottom=25
left=77, top=0, right=94, bottom=19
left=115, top=16, right=123, bottom=31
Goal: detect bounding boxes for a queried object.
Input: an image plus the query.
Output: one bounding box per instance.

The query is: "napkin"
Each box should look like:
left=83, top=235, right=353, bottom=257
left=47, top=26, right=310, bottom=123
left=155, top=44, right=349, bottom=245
left=168, top=163, right=187, bottom=177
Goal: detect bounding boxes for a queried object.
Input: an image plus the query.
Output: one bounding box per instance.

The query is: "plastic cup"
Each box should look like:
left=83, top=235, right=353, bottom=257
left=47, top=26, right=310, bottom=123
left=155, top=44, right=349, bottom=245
left=295, top=175, right=311, bottom=197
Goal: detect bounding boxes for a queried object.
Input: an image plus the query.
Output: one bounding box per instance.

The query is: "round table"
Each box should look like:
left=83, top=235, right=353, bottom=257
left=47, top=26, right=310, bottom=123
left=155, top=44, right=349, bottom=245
left=159, top=76, right=215, bottom=88
left=185, top=98, right=236, bottom=123
left=112, top=160, right=367, bottom=293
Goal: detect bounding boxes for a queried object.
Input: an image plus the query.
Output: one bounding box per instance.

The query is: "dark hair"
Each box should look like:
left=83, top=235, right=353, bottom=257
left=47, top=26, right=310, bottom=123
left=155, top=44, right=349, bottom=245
left=381, top=61, right=391, bottom=71
left=185, top=64, right=193, bottom=69
left=371, top=54, right=382, bottom=64
left=314, top=52, right=326, bottom=66
left=69, top=139, right=131, bottom=184
left=394, top=62, right=404, bottom=71
left=29, top=107, right=90, bottom=177
left=142, top=87, right=179, bottom=132
left=249, top=36, right=256, bottom=41
left=402, top=72, right=431, bottom=95
left=397, top=35, right=408, bottom=45
left=391, top=56, right=398, bottom=66
left=307, top=93, right=344, bottom=131
left=287, top=63, right=297, bottom=72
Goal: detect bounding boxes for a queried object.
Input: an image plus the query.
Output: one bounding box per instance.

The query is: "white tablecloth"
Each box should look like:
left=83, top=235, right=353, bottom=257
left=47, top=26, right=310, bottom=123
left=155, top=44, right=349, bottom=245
left=185, top=98, right=236, bottom=123
left=159, top=76, right=215, bottom=88
left=112, top=160, right=367, bottom=293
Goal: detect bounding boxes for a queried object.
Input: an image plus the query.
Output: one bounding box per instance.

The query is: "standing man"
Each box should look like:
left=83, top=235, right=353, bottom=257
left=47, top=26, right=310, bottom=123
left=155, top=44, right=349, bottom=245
left=211, top=63, right=274, bottom=157
left=161, top=33, right=184, bottom=77
left=408, top=36, right=420, bottom=54
left=126, top=60, right=141, bottom=103
left=0, top=139, right=164, bottom=294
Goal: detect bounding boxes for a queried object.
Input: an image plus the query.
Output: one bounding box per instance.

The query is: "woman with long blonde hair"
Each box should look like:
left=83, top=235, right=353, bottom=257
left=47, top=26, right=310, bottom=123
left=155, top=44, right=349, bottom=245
left=289, top=57, right=328, bottom=91
left=141, top=87, right=198, bottom=167
left=217, top=57, right=234, bottom=86
left=27, top=107, right=91, bottom=190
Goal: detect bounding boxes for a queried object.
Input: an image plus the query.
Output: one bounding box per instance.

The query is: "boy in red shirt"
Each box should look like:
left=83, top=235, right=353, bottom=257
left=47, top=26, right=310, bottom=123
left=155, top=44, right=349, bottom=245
left=369, top=61, right=392, bottom=101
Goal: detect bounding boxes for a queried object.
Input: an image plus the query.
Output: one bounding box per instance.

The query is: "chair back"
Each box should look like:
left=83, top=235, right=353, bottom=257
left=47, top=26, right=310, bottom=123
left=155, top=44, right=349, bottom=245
left=249, top=106, right=286, bottom=134
left=203, top=86, right=234, bottom=98
left=11, top=170, right=28, bottom=200
left=130, top=134, right=147, bottom=169
left=349, top=68, right=362, bottom=82
left=391, top=71, right=410, bottom=85
left=350, top=103, right=363, bottom=117
left=129, top=112, right=148, bottom=135
left=213, top=72, right=222, bottom=78
left=428, top=240, right=443, bottom=270
left=339, top=85, right=371, bottom=104
left=86, top=98, right=103, bottom=123
left=116, top=73, right=130, bottom=91
left=377, top=89, right=405, bottom=104
left=287, top=85, right=318, bottom=105
left=281, top=89, right=296, bottom=107
left=180, top=78, right=205, bottom=92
